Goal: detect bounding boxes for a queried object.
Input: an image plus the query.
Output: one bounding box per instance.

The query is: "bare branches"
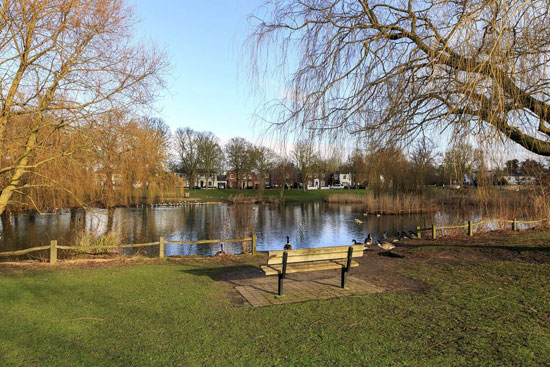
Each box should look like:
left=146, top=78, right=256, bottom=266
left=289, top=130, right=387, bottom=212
left=0, top=0, right=168, bottom=216
left=249, top=0, right=550, bottom=155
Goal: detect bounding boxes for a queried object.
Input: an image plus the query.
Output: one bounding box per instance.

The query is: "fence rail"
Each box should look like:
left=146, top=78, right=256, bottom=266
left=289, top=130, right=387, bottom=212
left=0, top=233, right=257, bottom=264
left=416, top=218, right=548, bottom=239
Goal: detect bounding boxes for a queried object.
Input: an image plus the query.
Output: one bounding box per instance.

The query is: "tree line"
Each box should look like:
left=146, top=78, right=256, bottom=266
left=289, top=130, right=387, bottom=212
left=173, top=129, right=550, bottom=195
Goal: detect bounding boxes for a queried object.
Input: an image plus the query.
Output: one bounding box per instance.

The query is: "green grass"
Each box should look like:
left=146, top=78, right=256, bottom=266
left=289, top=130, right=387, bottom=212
left=2, top=237, right=550, bottom=366
left=188, top=188, right=369, bottom=203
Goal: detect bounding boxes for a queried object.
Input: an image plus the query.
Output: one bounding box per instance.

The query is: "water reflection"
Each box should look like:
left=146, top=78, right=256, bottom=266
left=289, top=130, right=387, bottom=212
left=0, top=202, right=531, bottom=257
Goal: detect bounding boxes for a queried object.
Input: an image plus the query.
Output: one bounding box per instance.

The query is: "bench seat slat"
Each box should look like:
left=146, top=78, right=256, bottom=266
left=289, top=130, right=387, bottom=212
left=268, top=244, right=364, bottom=257
left=260, top=259, right=359, bottom=276
left=267, top=245, right=365, bottom=265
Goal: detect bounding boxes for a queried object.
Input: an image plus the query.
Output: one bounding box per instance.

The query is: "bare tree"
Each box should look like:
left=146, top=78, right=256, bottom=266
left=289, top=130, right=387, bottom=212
left=250, top=1, right=550, bottom=156
left=0, top=0, right=166, bottom=216
left=410, top=137, right=437, bottom=193
left=292, top=140, right=316, bottom=191
left=250, top=145, right=277, bottom=192
left=225, top=137, right=253, bottom=189
left=346, top=149, right=368, bottom=188
left=196, top=132, right=224, bottom=187
left=443, top=142, right=475, bottom=186
left=175, top=128, right=201, bottom=188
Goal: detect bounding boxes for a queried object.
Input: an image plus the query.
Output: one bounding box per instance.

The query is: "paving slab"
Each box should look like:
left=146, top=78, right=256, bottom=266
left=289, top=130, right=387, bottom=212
left=235, top=275, right=385, bottom=307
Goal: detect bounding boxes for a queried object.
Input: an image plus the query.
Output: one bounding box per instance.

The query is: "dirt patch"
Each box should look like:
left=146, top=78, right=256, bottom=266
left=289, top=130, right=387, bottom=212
left=395, top=228, right=550, bottom=264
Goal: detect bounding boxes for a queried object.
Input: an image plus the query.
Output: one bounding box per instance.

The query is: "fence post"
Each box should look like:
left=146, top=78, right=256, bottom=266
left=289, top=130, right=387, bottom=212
left=513, top=218, right=517, bottom=231
left=468, top=221, right=473, bottom=236
left=432, top=224, right=437, bottom=240
left=50, top=240, right=57, bottom=265
left=251, top=233, right=257, bottom=256
left=416, top=225, right=421, bottom=239
left=159, top=236, right=165, bottom=258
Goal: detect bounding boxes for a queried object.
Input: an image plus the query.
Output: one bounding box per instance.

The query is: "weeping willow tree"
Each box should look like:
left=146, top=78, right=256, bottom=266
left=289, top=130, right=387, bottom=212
left=5, top=113, right=177, bottom=212
left=0, top=0, right=167, bottom=216
left=249, top=0, right=550, bottom=155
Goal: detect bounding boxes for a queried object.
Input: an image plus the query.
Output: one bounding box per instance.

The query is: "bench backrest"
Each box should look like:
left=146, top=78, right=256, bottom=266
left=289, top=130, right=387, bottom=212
left=267, top=244, right=365, bottom=265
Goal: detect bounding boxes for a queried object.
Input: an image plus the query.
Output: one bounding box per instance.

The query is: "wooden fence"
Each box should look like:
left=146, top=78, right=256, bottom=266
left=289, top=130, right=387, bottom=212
left=0, top=233, right=257, bottom=264
left=415, top=218, right=548, bottom=239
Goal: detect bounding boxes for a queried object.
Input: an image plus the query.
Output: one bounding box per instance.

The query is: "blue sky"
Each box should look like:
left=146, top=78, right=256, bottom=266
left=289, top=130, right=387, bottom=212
left=129, top=1, right=544, bottom=163
left=131, top=0, right=264, bottom=143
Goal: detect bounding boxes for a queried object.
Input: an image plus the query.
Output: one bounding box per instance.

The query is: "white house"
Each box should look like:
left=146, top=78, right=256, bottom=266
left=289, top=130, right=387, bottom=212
left=331, top=172, right=352, bottom=188
left=502, top=175, right=536, bottom=185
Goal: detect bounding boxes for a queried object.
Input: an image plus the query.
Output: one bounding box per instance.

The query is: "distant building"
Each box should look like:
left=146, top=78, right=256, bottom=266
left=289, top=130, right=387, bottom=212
left=502, top=175, right=536, bottom=185
left=331, top=172, right=352, bottom=188
left=226, top=172, right=268, bottom=189
left=216, top=175, right=227, bottom=189
left=174, top=173, right=223, bottom=189
left=306, top=174, right=329, bottom=190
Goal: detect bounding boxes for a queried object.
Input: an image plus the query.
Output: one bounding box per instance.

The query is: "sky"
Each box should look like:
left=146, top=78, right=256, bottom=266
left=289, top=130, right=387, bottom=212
left=130, top=0, right=265, bottom=144
left=129, top=1, right=546, bottom=164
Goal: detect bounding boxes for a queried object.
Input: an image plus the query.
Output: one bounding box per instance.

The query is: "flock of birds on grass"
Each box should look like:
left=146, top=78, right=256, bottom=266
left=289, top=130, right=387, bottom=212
left=282, top=230, right=416, bottom=255
left=351, top=231, right=416, bottom=253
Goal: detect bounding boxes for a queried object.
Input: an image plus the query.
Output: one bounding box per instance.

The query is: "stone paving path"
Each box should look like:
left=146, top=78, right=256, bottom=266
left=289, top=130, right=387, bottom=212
left=235, top=275, right=385, bottom=307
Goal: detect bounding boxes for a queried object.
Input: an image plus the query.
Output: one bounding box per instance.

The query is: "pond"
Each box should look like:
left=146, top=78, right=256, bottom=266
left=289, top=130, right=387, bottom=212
left=0, top=202, right=527, bottom=258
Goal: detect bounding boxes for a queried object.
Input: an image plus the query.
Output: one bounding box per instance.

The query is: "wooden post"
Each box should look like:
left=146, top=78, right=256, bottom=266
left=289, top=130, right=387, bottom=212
left=468, top=221, right=473, bottom=236
left=432, top=224, right=436, bottom=240
left=416, top=225, right=421, bottom=239
left=513, top=218, right=517, bottom=231
left=159, top=236, right=165, bottom=258
left=251, top=232, right=257, bottom=256
left=50, top=240, right=57, bottom=265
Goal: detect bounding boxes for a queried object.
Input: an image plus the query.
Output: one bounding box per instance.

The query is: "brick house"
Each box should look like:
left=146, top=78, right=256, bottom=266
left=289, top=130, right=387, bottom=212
left=227, top=171, right=266, bottom=189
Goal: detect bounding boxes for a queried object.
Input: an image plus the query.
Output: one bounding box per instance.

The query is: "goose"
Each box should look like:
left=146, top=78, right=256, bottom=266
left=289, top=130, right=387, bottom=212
left=283, top=236, right=292, bottom=250
left=354, top=218, right=363, bottom=224
left=215, top=243, right=226, bottom=256
left=377, top=238, right=396, bottom=252
left=364, top=233, right=373, bottom=246
left=381, top=231, right=397, bottom=242
left=393, top=232, right=402, bottom=243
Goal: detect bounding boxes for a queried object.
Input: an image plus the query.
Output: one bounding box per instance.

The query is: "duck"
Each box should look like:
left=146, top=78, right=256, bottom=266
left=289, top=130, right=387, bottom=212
left=362, top=212, right=368, bottom=217
left=354, top=218, right=363, bottom=224
left=283, top=236, right=292, bottom=250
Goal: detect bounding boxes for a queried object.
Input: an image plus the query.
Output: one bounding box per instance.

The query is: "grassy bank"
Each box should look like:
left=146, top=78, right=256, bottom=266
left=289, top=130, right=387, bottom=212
left=187, top=188, right=369, bottom=203
left=1, top=231, right=549, bottom=366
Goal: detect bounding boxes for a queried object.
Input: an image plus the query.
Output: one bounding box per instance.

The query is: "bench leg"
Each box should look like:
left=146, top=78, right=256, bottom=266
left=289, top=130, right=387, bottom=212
left=341, top=246, right=353, bottom=288
left=278, top=273, right=284, bottom=296
left=341, top=268, right=347, bottom=288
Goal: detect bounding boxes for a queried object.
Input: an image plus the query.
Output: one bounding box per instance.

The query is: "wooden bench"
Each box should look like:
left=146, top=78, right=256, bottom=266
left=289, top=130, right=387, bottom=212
left=260, top=244, right=365, bottom=296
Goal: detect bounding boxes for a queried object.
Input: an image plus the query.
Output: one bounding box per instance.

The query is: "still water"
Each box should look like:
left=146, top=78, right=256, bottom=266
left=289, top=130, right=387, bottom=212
left=0, top=202, right=501, bottom=257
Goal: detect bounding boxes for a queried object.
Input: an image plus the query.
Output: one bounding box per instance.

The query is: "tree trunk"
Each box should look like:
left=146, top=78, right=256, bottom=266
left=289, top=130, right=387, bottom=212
left=0, top=130, right=38, bottom=217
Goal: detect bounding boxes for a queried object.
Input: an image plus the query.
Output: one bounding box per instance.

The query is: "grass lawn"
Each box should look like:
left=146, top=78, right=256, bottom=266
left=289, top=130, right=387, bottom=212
left=1, top=231, right=550, bottom=366
left=187, top=188, right=368, bottom=203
